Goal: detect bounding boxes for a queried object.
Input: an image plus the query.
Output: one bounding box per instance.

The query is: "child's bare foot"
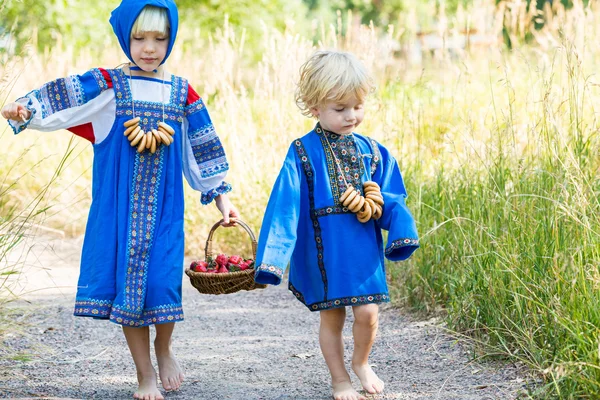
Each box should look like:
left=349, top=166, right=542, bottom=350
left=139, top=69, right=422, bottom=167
left=133, top=371, right=164, bottom=400
left=156, top=349, right=184, bottom=391
left=351, top=363, right=384, bottom=394
left=332, top=379, right=366, bottom=400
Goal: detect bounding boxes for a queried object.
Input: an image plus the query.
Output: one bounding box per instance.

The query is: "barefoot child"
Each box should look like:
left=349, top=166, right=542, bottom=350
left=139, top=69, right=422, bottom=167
left=254, top=50, right=419, bottom=400
left=2, top=1, right=238, bottom=398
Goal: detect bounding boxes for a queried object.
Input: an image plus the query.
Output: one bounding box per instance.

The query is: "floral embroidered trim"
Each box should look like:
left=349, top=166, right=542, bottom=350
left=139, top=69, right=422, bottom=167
left=189, top=123, right=228, bottom=178
left=7, top=95, right=36, bottom=134
left=294, top=139, right=329, bottom=300
left=316, top=124, right=364, bottom=204
left=385, top=238, right=420, bottom=255
left=74, top=299, right=184, bottom=327
left=288, top=282, right=306, bottom=303
left=185, top=98, right=206, bottom=115
left=90, top=68, right=110, bottom=91
left=112, top=69, right=185, bottom=132
left=288, top=287, right=390, bottom=311
left=201, top=181, right=232, bottom=205
left=111, top=304, right=184, bottom=327
left=74, top=298, right=113, bottom=318
left=368, top=137, right=381, bottom=176
left=44, top=75, right=85, bottom=117
left=255, top=264, right=284, bottom=280
left=313, top=205, right=351, bottom=217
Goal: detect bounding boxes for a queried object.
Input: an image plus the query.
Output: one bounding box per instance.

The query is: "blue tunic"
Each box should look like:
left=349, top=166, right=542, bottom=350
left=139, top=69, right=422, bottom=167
left=8, top=68, right=231, bottom=326
left=254, top=124, right=419, bottom=311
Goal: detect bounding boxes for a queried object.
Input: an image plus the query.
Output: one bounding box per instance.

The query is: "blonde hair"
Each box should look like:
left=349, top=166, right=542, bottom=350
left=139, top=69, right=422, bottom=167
left=295, top=50, right=374, bottom=118
left=131, top=6, right=169, bottom=37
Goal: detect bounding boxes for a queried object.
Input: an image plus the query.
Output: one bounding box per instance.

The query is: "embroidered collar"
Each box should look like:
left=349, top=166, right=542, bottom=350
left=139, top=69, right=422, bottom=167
left=315, top=123, right=353, bottom=141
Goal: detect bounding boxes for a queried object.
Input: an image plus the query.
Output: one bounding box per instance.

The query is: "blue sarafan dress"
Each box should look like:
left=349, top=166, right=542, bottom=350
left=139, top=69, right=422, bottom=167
left=7, top=69, right=231, bottom=326
left=254, top=124, right=419, bottom=311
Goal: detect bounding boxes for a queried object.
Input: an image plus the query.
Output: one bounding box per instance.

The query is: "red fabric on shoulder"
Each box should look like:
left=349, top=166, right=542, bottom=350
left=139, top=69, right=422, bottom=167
left=186, top=84, right=201, bottom=106
left=68, top=122, right=95, bottom=143
left=99, top=68, right=113, bottom=89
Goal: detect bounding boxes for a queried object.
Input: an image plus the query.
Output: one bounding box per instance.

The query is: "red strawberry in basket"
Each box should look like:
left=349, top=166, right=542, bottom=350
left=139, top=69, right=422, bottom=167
left=217, top=265, right=229, bottom=274
left=239, top=261, right=250, bottom=271
left=215, top=253, right=228, bottom=267
left=228, top=255, right=243, bottom=265
left=194, top=261, right=209, bottom=272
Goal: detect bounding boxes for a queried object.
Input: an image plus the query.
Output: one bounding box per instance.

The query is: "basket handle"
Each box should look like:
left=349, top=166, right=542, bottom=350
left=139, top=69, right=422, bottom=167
left=204, top=219, right=258, bottom=261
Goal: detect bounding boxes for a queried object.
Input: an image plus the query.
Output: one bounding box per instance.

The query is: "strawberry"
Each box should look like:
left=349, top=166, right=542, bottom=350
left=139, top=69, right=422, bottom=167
left=239, top=262, right=249, bottom=271
left=194, top=262, right=208, bottom=272
left=217, top=265, right=229, bottom=274
left=228, top=255, right=243, bottom=265
left=190, top=261, right=198, bottom=269
left=215, top=253, right=229, bottom=267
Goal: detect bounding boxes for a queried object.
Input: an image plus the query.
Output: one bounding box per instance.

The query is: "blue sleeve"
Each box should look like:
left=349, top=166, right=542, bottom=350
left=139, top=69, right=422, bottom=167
left=373, top=143, right=419, bottom=261
left=254, top=144, right=301, bottom=285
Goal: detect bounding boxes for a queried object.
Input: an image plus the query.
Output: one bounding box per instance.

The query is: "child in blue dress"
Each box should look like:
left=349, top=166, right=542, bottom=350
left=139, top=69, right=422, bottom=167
left=1, top=1, right=238, bottom=399
left=254, top=50, right=419, bottom=400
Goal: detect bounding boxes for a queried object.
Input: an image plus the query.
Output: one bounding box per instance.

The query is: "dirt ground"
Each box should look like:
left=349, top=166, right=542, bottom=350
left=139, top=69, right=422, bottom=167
left=0, top=236, right=532, bottom=399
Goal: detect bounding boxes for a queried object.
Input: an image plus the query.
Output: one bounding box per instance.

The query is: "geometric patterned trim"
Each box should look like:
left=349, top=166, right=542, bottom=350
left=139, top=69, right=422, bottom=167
left=8, top=95, right=36, bottom=134
left=74, top=299, right=184, bottom=327
left=288, top=286, right=390, bottom=311
left=315, top=124, right=364, bottom=204
left=110, top=304, right=184, bottom=327
left=313, top=205, right=352, bottom=217
left=189, top=124, right=228, bottom=179
left=385, top=238, right=420, bottom=255
left=294, top=138, right=329, bottom=301
left=255, top=264, right=284, bottom=281
left=367, top=137, right=381, bottom=176
left=185, top=98, right=205, bottom=115
left=74, top=298, right=113, bottom=318
left=288, top=282, right=306, bottom=304
left=200, top=181, right=232, bottom=205
left=38, top=75, right=86, bottom=118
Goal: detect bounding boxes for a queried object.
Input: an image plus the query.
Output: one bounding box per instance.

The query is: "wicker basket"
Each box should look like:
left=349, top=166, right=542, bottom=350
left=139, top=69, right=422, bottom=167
left=185, top=219, right=267, bottom=295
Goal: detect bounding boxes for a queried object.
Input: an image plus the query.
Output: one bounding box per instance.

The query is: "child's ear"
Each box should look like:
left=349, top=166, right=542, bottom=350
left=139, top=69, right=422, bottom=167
left=310, top=107, right=319, bottom=118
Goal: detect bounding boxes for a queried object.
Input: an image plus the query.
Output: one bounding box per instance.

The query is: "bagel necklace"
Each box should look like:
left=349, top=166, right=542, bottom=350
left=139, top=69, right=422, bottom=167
left=322, top=131, right=384, bottom=223
left=123, top=64, right=175, bottom=154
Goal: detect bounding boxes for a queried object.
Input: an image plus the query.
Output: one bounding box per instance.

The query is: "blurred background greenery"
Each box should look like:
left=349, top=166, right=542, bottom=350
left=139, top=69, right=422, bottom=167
left=2, top=0, right=589, bottom=55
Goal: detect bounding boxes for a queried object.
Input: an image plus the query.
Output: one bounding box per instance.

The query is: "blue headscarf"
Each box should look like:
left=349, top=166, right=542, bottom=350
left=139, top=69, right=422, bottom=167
left=109, top=0, right=179, bottom=66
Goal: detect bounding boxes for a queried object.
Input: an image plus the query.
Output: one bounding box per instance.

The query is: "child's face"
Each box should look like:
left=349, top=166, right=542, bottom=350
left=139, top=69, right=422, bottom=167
left=311, top=95, right=364, bottom=135
left=130, top=31, right=169, bottom=72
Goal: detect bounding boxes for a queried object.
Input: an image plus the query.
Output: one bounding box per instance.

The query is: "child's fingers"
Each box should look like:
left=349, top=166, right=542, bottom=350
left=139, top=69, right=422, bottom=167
left=1, top=103, right=28, bottom=121
left=18, top=109, right=28, bottom=122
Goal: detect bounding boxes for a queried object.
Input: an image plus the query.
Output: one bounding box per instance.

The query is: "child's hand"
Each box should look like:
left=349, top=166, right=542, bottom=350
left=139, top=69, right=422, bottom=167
left=1, top=102, right=31, bottom=122
left=215, top=194, right=240, bottom=227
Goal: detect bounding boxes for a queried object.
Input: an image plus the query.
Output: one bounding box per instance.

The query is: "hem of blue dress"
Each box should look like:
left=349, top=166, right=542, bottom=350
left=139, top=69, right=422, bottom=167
left=73, top=299, right=184, bottom=327
left=289, top=284, right=390, bottom=312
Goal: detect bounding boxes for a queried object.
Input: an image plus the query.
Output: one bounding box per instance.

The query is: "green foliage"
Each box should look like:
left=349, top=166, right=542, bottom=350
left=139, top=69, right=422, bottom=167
left=0, top=0, right=308, bottom=54
left=0, top=0, right=119, bottom=53
left=304, top=0, right=404, bottom=27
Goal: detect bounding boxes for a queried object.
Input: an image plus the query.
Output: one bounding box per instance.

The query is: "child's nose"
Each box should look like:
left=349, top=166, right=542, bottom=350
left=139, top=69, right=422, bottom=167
left=144, top=42, right=155, bottom=53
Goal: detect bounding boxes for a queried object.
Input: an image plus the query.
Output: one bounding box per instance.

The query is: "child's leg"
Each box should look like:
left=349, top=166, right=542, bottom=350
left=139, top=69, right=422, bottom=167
left=154, top=322, right=184, bottom=391
left=351, top=304, right=384, bottom=394
left=320, top=308, right=366, bottom=400
left=122, top=326, right=164, bottom=400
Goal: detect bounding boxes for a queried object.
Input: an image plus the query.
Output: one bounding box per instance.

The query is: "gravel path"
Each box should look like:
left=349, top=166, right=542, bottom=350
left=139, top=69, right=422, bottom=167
left=0, top=237, right=528, bottom=399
